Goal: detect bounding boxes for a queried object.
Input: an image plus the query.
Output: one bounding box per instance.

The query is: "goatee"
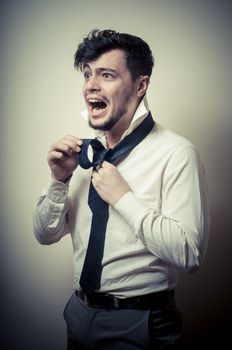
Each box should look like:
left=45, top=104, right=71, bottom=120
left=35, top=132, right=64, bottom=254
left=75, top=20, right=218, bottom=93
left=88, top=107, right=127, bottom=131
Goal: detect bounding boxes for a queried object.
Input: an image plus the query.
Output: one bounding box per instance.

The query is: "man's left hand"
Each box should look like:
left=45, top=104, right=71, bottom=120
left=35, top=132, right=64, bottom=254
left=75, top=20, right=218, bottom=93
left=92, top=161, right=130, bottom=205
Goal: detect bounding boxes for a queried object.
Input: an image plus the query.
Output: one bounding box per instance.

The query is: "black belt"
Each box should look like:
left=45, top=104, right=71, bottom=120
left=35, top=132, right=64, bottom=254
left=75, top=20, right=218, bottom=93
left=75, top=289, right=175, bottom=310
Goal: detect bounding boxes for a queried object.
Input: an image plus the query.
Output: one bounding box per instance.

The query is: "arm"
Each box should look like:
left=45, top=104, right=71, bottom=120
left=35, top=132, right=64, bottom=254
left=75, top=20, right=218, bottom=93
left=93, top=147, right=210, bottom=273
left=114, top=147, right=210, bottom=273
left=33, top=180, right=70, bottom=245
left=33, top=135, right=82, bottom=245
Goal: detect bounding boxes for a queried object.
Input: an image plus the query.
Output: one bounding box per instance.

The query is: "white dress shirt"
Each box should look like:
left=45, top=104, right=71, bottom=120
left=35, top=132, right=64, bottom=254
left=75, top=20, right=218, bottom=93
left=33, top=97, right=210, bottom=298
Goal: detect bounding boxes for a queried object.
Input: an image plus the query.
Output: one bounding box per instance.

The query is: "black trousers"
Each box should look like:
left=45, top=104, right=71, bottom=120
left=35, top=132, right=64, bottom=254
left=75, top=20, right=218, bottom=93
left=63, top=293, right=183, bottom=350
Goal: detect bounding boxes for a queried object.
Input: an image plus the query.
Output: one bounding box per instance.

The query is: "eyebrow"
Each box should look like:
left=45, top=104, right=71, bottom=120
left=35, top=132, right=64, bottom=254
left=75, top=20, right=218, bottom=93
left=83, top=64, right=117, bottom=74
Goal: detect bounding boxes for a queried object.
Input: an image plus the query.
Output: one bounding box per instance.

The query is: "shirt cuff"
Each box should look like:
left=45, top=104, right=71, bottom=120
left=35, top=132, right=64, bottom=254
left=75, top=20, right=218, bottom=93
left=114, top=191, right=149, bottom=233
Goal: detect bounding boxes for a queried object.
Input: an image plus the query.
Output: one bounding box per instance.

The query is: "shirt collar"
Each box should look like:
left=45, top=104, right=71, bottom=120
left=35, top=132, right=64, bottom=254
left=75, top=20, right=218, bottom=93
left=81, top=95, right=150, bottom=144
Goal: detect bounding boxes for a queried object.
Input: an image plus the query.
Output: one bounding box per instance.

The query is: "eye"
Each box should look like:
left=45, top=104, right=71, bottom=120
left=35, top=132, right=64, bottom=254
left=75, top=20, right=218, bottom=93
left=83, top=71, right=91, bottom=80
left=102, top=72, right=114, bottom=80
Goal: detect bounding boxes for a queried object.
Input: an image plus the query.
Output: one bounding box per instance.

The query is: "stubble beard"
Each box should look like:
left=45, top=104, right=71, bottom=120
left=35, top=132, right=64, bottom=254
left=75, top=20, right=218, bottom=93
left=88, top=106, right=128, bottom=131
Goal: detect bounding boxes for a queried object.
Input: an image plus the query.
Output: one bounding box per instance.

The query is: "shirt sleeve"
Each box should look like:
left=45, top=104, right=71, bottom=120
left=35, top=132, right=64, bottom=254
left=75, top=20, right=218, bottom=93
left=33, top=179, right=70, bottom=245
left=114, top=146, right=210, bottom=273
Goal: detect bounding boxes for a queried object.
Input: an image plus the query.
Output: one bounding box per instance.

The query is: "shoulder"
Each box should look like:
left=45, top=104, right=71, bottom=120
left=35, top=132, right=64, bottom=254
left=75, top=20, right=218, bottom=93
left=152, top=123, right=194, bottom=149
left=150, top=123, right=200, bottom=155
left=147, top=123, right=203, bottom=169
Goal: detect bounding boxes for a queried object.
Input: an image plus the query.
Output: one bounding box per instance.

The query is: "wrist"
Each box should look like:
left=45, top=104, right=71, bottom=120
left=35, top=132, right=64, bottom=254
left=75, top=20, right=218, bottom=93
left=112, top=189, right=131, bottom=206
left=51, top=173, right=73, bottom=183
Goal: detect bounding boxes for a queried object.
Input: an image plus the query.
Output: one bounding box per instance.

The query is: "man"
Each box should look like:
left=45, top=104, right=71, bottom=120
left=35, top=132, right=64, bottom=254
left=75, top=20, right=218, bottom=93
left=33, top=29, right=210, bottom=349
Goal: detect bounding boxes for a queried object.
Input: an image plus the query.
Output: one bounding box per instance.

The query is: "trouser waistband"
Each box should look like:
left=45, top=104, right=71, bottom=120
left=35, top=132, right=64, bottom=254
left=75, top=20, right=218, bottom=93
left=75, top=289, right=175, bottom=309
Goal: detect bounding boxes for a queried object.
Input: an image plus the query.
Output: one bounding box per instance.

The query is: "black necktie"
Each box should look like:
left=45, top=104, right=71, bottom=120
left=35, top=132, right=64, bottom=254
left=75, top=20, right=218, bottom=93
left=78, top=112, right=155, bottom=294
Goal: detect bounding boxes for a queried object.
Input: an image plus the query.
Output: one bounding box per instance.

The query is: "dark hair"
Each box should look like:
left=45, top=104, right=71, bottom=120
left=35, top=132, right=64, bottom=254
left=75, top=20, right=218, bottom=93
left=74, top=29, right=154, bottom=81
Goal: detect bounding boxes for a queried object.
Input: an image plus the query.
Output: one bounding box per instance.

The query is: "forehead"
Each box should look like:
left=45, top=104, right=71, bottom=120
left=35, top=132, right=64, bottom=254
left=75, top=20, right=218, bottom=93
left=84, top=49, right=128, bottom=72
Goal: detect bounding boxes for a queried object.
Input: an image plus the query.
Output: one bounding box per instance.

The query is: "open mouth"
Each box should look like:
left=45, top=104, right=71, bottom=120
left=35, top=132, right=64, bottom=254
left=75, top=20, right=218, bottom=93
left=87, top=98, right=108, bottom=116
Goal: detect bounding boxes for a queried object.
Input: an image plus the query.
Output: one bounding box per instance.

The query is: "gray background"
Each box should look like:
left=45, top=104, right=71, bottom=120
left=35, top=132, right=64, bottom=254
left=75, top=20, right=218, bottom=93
left=1, top=0, right=232, bottom=348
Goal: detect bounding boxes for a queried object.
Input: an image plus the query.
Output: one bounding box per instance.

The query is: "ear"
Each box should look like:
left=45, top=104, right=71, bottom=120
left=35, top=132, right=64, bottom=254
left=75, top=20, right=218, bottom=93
left=136, top=76, right=150, bottom=97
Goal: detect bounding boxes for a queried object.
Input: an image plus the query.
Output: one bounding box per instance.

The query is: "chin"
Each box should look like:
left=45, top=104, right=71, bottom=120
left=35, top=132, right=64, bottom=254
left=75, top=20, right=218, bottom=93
left=89, top=115, right=111, bottom=130
left=89, top=119, right=106, bottom=131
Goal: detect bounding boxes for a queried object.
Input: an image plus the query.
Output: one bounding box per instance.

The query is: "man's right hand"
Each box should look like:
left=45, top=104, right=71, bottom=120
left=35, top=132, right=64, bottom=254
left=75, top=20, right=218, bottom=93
left=47, top=135, right=82, bottom=183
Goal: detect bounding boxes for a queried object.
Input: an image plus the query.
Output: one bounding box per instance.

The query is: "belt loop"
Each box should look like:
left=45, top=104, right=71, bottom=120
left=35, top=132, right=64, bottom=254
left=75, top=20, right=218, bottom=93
left=113, top=296, right=119, bottom=309
left=83, top=293, right=89, bottom=305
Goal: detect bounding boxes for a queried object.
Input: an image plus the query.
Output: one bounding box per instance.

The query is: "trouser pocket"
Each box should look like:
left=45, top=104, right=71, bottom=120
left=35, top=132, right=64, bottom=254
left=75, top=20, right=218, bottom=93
left=148, top=306, right=183, bottom=349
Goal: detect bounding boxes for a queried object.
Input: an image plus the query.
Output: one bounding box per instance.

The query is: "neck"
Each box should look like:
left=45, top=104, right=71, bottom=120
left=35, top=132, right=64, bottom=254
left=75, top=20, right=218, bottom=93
left=106, top=100, right=142, bottom=148
left=105, top=117, right=132, bottom=148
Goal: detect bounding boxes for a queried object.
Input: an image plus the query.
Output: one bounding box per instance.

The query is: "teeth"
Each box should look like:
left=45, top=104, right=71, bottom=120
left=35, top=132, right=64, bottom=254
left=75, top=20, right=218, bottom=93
left=88, top=98, right=103, bottom=103
left=87, top=97, right=107, bottom=112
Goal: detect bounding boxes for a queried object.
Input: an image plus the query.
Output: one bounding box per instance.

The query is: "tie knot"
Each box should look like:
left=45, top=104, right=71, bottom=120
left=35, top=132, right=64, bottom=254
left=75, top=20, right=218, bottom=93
left=92, top=147, right=108, bottom=170
left=89, top=139, right=109, bottom=170
left=78, top=113, right=155, bottom=171
left=78, top=138, right=108, bottom=169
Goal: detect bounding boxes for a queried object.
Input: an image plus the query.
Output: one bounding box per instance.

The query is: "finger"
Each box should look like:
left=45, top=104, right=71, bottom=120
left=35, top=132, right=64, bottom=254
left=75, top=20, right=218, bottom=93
left=101, top=161, right=114, bottom=169
left=54, top=136, right=82, bottom=153
left=52, top=139, right=81, bottom=155
left=63, top=135, right=83, bottom=146
left=61, top=138, right=82, bottom=153
left=92, top=171, right=102, bottom=187
left=51, top=142, right=74, bottom=156
left=48, top=150, right=66, bottom=163
left=95, top=164, right=102, bottom=172
left=92, top=170, right=100, bottom=179
left=97, top=167, right=104, bottom=176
